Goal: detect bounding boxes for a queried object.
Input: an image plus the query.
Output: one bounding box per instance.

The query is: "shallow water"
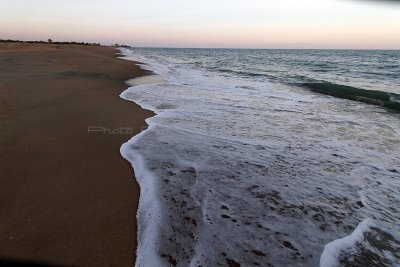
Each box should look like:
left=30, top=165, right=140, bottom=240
left=120, top=48, right=400, bottom=267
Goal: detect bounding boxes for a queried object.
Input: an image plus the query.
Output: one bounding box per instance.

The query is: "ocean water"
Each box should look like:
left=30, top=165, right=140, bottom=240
left=119, top=48, right=400, bottom=267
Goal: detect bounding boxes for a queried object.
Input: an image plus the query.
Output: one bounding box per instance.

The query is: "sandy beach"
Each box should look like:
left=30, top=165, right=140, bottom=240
left=0, top=43, right=153, bottom=266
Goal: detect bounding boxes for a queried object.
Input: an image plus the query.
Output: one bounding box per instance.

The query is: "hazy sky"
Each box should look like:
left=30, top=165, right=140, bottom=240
left=1, top=0, right=399, bottom=49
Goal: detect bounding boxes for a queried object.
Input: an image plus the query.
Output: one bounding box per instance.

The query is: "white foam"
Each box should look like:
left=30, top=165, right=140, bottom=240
left=119, top=48, right=164, bottom=267
left=320, top=218, right=375, bottom=267
left=120, top=132, right=163, bottom=267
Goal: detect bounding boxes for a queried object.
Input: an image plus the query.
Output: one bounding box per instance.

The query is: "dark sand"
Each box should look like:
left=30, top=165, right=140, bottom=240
left=0, top=43, right=153, bottom=266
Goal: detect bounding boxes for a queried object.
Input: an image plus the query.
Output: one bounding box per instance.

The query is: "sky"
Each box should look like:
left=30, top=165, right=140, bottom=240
left=1, top=0, right=399, bottom=49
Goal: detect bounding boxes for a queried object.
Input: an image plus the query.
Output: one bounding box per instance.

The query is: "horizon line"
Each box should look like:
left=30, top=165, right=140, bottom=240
left=131, top=46, right=400, bottom=51
left=2, top=38, right=399, bottom=51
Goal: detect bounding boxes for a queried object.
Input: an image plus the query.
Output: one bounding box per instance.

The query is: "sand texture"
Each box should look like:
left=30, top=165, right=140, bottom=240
left=0, top=43, right=153, bottom=267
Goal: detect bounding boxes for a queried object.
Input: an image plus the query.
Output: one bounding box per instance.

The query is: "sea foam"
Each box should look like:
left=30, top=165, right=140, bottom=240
left=320, top=218, right=374, bottom=267
left=120, top=123, right=163, bottom=266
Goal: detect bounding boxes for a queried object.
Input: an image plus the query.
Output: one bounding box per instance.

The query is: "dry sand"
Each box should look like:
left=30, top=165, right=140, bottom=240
left=0, top=43, right=153, bottom=267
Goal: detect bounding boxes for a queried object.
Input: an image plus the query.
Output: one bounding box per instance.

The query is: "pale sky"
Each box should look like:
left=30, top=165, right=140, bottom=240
left=1, top=0, right=399, bottom=49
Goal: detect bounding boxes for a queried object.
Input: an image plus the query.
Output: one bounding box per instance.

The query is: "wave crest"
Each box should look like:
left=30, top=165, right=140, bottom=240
left=301, top=82, right=400, bottom=111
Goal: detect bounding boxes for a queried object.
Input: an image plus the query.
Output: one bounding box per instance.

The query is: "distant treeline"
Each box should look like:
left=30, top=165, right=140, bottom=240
left=0, top=39, right=102, bottom=46
left=0, top=39, right=131, bottom=48
left=112, top=43, right=131, bottom=48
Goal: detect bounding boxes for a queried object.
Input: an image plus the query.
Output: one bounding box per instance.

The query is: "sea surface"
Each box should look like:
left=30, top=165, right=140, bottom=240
left=119, top=48, right=400, bottom=267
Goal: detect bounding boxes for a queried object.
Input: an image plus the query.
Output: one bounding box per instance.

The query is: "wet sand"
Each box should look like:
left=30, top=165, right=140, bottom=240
left=0, top=43, right=153, bottom=266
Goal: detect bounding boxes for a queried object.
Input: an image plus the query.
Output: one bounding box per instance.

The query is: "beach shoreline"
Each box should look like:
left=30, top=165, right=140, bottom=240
left=0, top=42, right=153, bottom=266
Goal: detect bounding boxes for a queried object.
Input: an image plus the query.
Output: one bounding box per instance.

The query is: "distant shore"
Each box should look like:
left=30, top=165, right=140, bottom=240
left=0, top=42, right=153, bottom=266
